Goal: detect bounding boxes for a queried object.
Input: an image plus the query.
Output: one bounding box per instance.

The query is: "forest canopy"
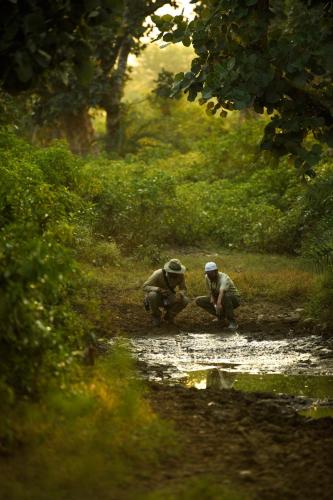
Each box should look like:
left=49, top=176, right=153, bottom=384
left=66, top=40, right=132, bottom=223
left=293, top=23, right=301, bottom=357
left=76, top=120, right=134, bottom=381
left=154, top=0, right=333, bottom=177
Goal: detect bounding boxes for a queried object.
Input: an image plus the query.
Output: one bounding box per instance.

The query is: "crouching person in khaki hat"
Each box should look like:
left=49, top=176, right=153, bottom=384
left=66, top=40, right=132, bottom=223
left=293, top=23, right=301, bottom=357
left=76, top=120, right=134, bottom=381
left=196, top=261, right=240, bottom=331
left=143, top=259, right=190, bottom=327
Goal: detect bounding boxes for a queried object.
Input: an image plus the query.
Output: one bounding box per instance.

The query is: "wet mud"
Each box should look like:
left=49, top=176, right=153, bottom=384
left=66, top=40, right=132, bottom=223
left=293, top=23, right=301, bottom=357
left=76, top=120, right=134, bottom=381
left=136, top=331, right=333, bottom=498
left=98, top=292, right=333, bottom=498
left=147, top=381, right=333, bottom=500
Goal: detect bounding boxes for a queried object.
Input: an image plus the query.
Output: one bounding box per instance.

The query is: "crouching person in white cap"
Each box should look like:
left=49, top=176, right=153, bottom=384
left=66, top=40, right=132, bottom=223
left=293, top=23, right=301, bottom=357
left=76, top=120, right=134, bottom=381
left=196, top=262, right=240, bottom=330
left=143, top=258, right=190, bottom=327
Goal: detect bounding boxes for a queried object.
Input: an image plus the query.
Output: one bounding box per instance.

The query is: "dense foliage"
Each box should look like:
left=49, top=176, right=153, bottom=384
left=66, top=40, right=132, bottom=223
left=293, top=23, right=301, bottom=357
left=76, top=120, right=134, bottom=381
left=0, top=131, right=89, bottom=396
left=0, top=0, right=175, bottom=153
left=0, top=0, right=120, bottom=91
left=86, top=105, right=332, bottom=257
left=153, top=0, right=333, bottom=177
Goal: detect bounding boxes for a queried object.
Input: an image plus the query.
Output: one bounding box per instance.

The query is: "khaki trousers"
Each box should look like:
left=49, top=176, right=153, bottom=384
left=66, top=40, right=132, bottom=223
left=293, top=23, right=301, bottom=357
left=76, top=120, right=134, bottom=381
left=146, top=291, right=190, bottom=320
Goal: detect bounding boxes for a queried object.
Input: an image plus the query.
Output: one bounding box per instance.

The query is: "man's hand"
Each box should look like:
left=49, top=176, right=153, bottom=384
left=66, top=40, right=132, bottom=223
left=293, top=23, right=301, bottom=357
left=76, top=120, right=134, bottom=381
left=215, top=303, right=223, bottom=317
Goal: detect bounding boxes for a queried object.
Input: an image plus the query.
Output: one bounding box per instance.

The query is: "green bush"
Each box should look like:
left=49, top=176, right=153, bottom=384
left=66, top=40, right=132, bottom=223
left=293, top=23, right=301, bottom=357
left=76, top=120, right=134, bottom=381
left=79, top=239, right=122, bottom=267
left=0, top=130, right=87, bottom=396
left=82, top=159, right=180, bottom=251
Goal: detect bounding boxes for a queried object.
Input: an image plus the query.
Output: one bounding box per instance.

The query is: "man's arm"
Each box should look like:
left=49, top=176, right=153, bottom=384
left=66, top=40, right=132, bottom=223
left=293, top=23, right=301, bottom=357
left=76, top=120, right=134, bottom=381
left=143, top=270, right=162, bottom=293
left=204, top=276, right=214, bottom=302
left=216, top=289, right=224, bottom=311
left=178, top=274, right=188, bottom=294
left=216, top=275, right=227, bottom=315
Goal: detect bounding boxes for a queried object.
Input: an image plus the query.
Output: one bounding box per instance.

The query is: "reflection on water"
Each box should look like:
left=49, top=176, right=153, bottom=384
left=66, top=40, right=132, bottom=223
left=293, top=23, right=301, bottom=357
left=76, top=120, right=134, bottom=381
left=300, top=407, right=333, bottom=419
left=184, top=369, right=333, bottom=418
left=129, top=332, right=333, bottom=378
left=206, top=368, right=235, bottom=390
left=185, top=369, right=333, bottom=398
left=128, top=331, right=333, bottom=418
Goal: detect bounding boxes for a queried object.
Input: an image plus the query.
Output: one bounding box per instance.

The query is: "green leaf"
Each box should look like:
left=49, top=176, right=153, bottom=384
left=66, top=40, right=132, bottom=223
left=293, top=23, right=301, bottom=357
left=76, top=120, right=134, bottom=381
left=227, top=57, right=236, bottom=71
left=174, top=72, right=184, bottom=82
left=163, top=33, right=174, bottom=42
left=311, top=144, right=322, bottom=155
left=35, top=49, right=51, bottom=69
left=76, top=60, right=94, bottom=86
left=161, top=14, right=173, bottom=23
left=202, top=88, right=213, bottom=99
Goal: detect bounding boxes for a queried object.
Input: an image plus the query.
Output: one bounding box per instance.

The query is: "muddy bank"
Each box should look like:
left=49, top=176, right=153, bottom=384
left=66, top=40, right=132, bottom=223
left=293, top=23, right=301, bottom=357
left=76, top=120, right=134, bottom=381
left=97, top=271, right=333, bottom=498
left=147, top=382, right=333, bottom=500
left=100, top=288, right=332, bottom=340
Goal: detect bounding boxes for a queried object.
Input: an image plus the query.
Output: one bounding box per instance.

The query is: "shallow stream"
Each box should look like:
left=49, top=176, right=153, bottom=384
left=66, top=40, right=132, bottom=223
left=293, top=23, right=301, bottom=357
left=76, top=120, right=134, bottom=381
left=127, top=331, right=333, bottom=418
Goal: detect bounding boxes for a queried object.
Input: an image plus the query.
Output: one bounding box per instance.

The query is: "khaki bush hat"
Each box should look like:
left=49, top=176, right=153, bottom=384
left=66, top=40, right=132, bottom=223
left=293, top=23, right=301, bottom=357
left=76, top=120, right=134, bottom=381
left=164, top=258, right=186, bottom=274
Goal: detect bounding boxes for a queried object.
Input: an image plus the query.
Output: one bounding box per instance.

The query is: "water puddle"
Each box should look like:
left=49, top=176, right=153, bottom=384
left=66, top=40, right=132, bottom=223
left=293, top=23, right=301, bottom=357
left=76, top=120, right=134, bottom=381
left=184, top=369, right=333, bottom=418
left=127, top=332, right=333, bottom=418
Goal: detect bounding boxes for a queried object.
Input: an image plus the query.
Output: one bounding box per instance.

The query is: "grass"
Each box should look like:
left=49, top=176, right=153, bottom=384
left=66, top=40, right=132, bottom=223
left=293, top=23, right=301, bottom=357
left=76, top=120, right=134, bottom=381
left=0, top=344, right=178, bottom=500
left=77, top=245, right=314, bottom=316
left=146, top=476, right=252, bottom=500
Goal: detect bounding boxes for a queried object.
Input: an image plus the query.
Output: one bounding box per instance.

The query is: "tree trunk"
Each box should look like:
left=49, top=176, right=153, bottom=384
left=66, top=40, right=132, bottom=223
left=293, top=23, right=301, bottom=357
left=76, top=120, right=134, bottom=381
left=31, top=107, right=95, bottom=155
left=104, top=35, right=132, bottom=152
left=61, top=107, right=95, bottom=155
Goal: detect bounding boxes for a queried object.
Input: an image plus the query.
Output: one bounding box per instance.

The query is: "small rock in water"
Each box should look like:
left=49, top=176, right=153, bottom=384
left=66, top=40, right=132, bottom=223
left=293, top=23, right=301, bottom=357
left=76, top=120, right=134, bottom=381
left=239, top=470, right=253, bottom=479
left=283, top=312, right=300, bottom=323
left=257, top=314, right=264, bottom=322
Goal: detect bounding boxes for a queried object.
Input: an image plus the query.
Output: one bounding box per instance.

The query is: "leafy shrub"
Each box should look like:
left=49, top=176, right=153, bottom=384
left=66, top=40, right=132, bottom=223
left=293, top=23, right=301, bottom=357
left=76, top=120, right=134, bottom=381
left=79, top=239, right=122, bottom=267
left=300, top=166, right=333, bottom=322
left=82, top=159, right=180, bottom=251
left=0, top=130, right=87, bottom=396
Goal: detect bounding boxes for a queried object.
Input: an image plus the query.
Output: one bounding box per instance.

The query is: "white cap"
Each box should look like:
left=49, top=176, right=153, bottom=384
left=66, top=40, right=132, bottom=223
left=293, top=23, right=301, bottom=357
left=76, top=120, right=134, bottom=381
left=205, top=261, right=218, bottom=272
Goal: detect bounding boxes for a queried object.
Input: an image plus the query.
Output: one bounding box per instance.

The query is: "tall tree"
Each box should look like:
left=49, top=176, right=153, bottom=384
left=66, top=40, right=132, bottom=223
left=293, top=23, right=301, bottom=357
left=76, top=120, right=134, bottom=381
left=1, top=0, right=175, bottom=154
left=30, top=0, right=175, bottom=153
left=0, top=0, right=119, bottom=91
left=153, top=0, right=333, bottom=177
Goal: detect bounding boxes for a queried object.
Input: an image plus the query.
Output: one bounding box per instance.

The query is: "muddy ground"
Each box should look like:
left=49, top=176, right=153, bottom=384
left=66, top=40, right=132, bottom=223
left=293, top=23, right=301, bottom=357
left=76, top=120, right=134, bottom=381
left=99, top=283, right=331, bottom=339
left=99, top=289, right=333, bottom=498
left=146, top=382, right=333, bottom=499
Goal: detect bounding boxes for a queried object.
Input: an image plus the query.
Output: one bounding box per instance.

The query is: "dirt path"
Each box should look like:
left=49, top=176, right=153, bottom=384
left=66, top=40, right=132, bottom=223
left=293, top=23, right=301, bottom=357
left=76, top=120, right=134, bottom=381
left=146, top=382, right=333, bottom=499
left=95, top=263, right=333, bottom=498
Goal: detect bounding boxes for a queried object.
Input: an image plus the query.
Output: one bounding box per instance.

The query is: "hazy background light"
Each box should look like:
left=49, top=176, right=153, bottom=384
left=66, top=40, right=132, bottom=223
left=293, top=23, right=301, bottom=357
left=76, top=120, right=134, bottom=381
left=155, top=0, right=195, bottom=18
left=129, top=0, right=195, bottom=66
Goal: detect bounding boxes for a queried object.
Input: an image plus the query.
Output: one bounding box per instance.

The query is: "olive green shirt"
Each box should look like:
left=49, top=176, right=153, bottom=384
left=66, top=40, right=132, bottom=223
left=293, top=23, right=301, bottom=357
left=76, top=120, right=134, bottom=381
left=143, top=269, right=187, bottom=295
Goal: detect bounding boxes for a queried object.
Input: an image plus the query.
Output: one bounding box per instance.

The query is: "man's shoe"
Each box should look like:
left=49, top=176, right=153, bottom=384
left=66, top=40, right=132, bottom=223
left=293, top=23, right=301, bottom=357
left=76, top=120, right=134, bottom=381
left=152, top=316, right=161, bottom=327
left=227, top=321, right=238, bottom=331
